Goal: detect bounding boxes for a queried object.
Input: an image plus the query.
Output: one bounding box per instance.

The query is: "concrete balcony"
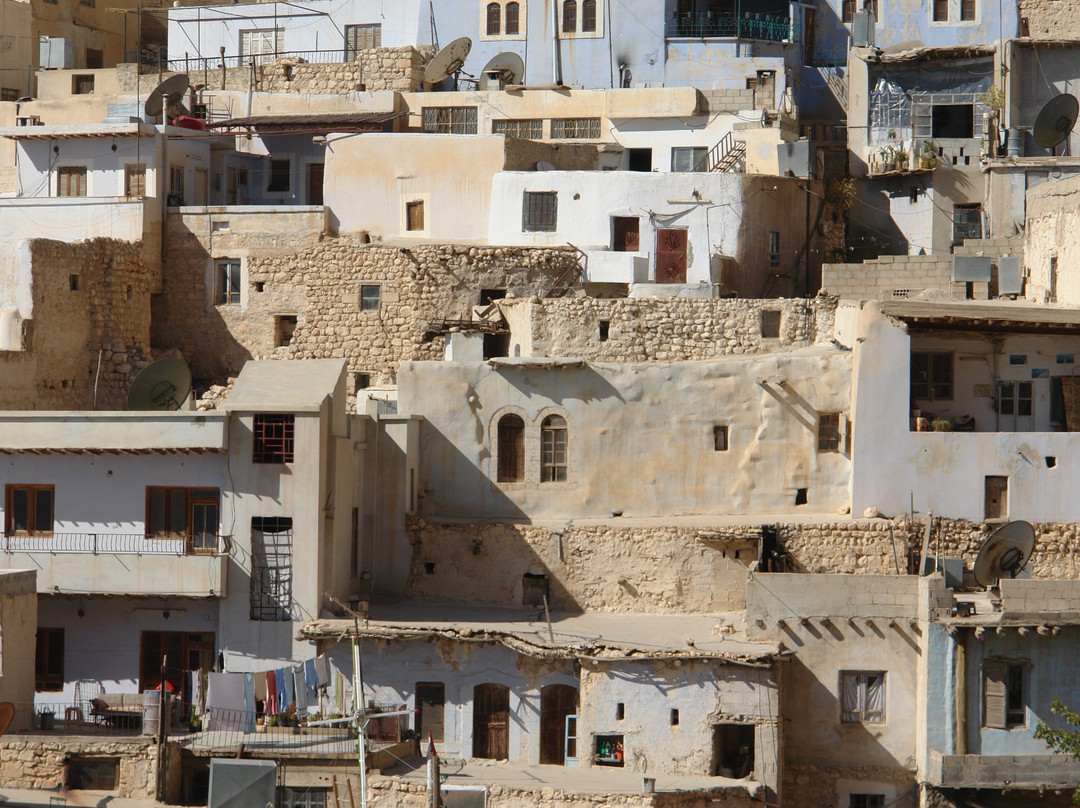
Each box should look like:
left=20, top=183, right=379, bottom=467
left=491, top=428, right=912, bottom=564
left=929, top=751, right=1080, bottom=790
left=583, top=250, right=649, bottom=284
left=0, top=533, right=228, bottom=597
left=0, top=196, right=147, bottom=243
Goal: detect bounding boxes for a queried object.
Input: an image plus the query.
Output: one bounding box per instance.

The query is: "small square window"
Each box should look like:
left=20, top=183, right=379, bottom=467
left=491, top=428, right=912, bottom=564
left=523, top=191, right=558, bottom=232
left=72, top=74, right=95, bottom=95
left=841, top=670, right=885, bottom=723
left=66, top=758, right=119, bottom=790
left=713, top=425, right=729, bottom=451
left=253, top=413, right=295, bottom=463
left=360, top=284, right=381, bottom=311
left=69, top=274, right=80, bottom=291
left=406, top=200, right=425, bottom=231
left=355, top=372, right=371, bottom=391
left=760, top=310, right=781, bottom=339
left=818, top=413, right=842, bottom=452
left=849, top=796, right=885, bottom=808
left=275, top=315, right=297, bottom=347
left=267, top=159, right=291, bottom=193
left=671, top=147, right=707, bottom=172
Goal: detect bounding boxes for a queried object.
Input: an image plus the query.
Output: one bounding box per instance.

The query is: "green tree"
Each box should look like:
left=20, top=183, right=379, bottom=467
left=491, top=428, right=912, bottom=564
left=1035, top=699, right=1080, bottom=805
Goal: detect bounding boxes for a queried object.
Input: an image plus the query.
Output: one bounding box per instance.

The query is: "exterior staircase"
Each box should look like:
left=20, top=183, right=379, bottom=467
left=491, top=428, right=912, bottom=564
left=817, top=66, right=848, bottom=114
left=694, top=132, right=747, bottom=173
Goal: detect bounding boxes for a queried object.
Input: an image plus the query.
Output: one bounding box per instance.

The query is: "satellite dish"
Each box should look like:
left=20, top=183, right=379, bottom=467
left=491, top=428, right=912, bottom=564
left=1032, top=93, right=1079, bottom=150
left=127, top=358, right=192, bottom=411
left=144, top=74, right=190, bottom=119
left=423, top=37, right=472, bottom=85
left=481, top=52, right=524, bottom=86
left=973, top=520, right=1036, bottom=588
left=0, top=703, right=13, bottom=737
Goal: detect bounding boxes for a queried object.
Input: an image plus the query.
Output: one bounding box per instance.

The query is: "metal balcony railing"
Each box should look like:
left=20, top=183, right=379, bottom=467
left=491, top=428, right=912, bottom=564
left=665, top=12, right=792, bottom=42
left=0, top=532, right=228, bottom=556
left=165, top=48, right=354, bottom=74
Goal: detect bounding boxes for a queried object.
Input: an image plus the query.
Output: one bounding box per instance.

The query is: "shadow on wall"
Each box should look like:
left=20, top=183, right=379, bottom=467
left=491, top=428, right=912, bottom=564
left=848, top=182, right=912, bottom=256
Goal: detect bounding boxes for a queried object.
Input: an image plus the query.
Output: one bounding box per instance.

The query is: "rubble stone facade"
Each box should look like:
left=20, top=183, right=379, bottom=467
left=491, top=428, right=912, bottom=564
left=0, top=736, right=168, bottom=798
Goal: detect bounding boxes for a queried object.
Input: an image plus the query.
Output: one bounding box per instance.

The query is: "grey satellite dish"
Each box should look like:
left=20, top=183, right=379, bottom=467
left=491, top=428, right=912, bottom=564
left=423, top=37, right=472, bottom=85
left=127, top=358, right=192, bottom=411
left=481, top=52, right=524, bottom=86
left=973, top=520, right=1035, bottom=588
left=144, top=73, right=190, bottom=119
left=1032, top=93, right=1079, bottom=150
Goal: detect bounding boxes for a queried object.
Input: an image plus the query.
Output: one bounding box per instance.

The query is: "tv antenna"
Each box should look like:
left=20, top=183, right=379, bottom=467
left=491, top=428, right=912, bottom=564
left=423, top=37, right=472, bottom=90
left=144, top=73, right=190, bottom=123
left=127, top=358, right=193, bottom=411
left=973, top=520, right=1036, bottom=588
left=1032, top=93, right=1078, bottom=155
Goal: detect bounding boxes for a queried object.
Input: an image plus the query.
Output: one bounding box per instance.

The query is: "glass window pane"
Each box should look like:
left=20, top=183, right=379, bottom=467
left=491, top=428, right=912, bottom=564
left=35, top=489, right=53, bottom=533
left=168, top=489, right=187, bottom=536
left=10, top=489, right=28, bottom=532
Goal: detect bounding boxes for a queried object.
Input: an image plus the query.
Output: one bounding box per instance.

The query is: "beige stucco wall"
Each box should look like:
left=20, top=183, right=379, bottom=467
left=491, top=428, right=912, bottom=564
left=0, top=569, right=36, bottom=710
left=1024, top=173, right=1080, bottom=305
left=0, top=0, right=33, bottom=99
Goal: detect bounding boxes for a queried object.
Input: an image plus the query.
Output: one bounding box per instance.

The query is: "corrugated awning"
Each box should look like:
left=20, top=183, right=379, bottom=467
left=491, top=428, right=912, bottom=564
left=208, top=111, right=405, bottom=134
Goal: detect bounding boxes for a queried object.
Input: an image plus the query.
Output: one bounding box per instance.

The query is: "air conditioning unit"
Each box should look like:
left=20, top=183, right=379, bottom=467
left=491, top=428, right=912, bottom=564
left=39, top=37, right=74, bottom=70
left=852, top=11, right=875, bottom=47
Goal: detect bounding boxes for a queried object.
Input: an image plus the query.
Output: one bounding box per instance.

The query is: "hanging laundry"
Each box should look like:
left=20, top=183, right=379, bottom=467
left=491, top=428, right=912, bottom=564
left=276, top=667, right=289, bottom=712
left=293, top=665, right=308, bottom=712
left=265, top=669, right=278, bottom=715
left=315, top=655, right=330, bottom=687
left=242, top=673, right=256, bottom=733
left=282, top=665, right=296, bottom=709
left=206, top=672, right=247, bottom=732
left=254, top=670, right=268, bottom=703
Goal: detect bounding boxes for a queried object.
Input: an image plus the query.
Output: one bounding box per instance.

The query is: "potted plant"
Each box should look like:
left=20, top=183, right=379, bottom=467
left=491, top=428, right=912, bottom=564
left=920, top=140, right=938, bottom=169
left=895, top=143, right=910, bottom=171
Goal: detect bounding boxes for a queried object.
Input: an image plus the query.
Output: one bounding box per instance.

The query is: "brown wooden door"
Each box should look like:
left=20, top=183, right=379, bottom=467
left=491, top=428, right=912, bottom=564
left=613, top=216, right=639, bottom=252
left=417, top=682, right=445, bottom=742
left=656, top=229, right=688, bottom=283
left=539, top=685, right=578, bottom=765
left=473, top=683, right=510, bottom=760
left=985, top=476, right=1008, bottom=520
left=307, top=162, right=325, bottom=205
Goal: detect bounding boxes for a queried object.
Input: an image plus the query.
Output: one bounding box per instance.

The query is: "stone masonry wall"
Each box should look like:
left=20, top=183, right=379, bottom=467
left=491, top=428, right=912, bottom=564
left=155, top=231, right=582, bottom=387
left=1019, top=0, right=1080, bottom=35
left=370, top=775, right=758, bottom=808
left=0, top=238, right=154, bottom=410
left=153, top=47, right=432, bottom=95
left=0, top=736, right=164, bottom=798
left=782, top=762, right=917, bottom=808
left=519, top=295, right=838, bottom=362
left=407, top=517, right=1080, bottom=614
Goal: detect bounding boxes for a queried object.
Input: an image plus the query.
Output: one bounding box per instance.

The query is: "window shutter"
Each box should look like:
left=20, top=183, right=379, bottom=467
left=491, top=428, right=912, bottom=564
left=984, top=660, right=1007, bottom=729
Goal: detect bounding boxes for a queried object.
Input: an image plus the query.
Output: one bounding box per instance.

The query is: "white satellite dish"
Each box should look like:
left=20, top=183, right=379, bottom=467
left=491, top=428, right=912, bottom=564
left=973, top=520, right=1035, bottom=588
left=423, top=37, right=472, bottom=86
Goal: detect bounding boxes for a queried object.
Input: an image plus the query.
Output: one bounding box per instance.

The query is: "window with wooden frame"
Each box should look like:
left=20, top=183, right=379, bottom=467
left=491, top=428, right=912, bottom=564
left=140, top=630, right=215, bottom=696
left=486, top=2, right=502, bottom=35
left=406, top=200, right=425, bottom=231
left=911, top=351, right=953, bottom=401
left=713, top=425, right=729, bottom=451
left=497, top=414, right=525, bottom=482
left=505, top=2, right=521, bottom=34
left=146, top=487, right=220, bottom=551
left=57, top=166, right=87, bottom=197
left=933, top=0, right=949, bottom=20
left=523, top=191, right=558, bottom=232
left=253, top=413, right=295, bottom=463
left=849, top=796, right=885, bottom=808
left=582, top=0, right=597, bottom=31
left=72, top=74, right=95, bottom=94
left=984, top=660, right=1026, bottom=728
left=124, top=163, right=146, bottom=197
left=35, top=627, right=64, bottom=691
left=541, top=415, right=568, bottom=482
left=344, top=23, right=381, bottom=60
left=6, top=484, right=54, bottom=535
left=960, top=0, right=975, bottom=19
left=840, top=670, right=885, bottom=723
left=562, top=0, right=577, bottom=32
left=0, top=88, right=18, bottom=102
left=818, top=413, right=842, bottom=452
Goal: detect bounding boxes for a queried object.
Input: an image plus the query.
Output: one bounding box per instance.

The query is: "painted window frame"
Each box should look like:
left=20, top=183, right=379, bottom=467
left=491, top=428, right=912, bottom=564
left=56, top=165, right=88, bottom=197
left=344, top=23, right=381, bottom=60
left=558, top=0, right=603, bottom=37
left=478, top=0, right=527, bottom=40
left=840, top=670, right=886, bottom=724
left=215, top=258, right=242, bottom=305
left=6, top=484, right=54, bottom=536
left=522, top=191, right=558, bottom=232
left=252, top=413, right=295, bottom=464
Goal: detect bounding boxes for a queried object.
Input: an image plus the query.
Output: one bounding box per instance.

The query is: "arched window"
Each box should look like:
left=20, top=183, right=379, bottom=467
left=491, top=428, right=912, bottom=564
left=540, top=415, right=568, bottom=482
left=582, top=0, right=597, bottom=32
left=487, top=2, right=502, bottom=36
left=562, top=0, right=577, bottom=32
left=497, top=414, right=524, bottom=482
left=505, top=1, right=521, bottom=35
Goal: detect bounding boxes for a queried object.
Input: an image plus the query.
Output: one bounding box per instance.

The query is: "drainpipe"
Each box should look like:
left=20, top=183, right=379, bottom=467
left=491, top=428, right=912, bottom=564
left=246, top=59, right=255, bottom=117
left=552, top=0, right=563, bottom=86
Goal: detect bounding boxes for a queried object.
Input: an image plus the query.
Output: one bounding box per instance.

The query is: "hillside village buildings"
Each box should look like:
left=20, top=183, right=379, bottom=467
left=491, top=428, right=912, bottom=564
left=5, top=0, right=1080, bottom=807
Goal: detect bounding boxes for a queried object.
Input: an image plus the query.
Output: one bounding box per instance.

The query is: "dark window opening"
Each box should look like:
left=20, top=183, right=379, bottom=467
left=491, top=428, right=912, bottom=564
left=36, top=628, right=64, bottom=691
left=582, top=0, right=597, bottom=31
left=483, top=332, right=510, bottom=359
left=960, top=0, right=976, bottom=19
left=416, top=682, right=446, bottom=741
left=562, top=0, right=577, bottom=32
left=599, top=320, right=610, bottom=341
left=713, top=425, right=729, bottom=451
left=140, top=630, right=214, bottom=698
left=1047, top=456, right=1057, bottom=468
left=932, top=104, right=974, bottom=139
left=769, top=230, right=780, bottom=268
left=505, top=2, right=520, bottom=34
left=85, top=49, right=103, bottom=69
left=712, top=724, right=755, bottom=778
left=670, top=709, right=680, bottom=726
left=66, top=758, right=119, bottom=790
left=627, top=148, right=652, bottom=172
left=480, top=288, right=507, bottom=305
left=911, top=351, right=953, bottom=401
left=486, top=2, right=501, bottom=35
left=355, top=372, right=371, bottom=391
left=522, top=573, right=550, bottom=606
left=275, top=315, right=297, bottom=347
left=146, top=486, right=220, bottom=552
left=795, top=488, right=808, bottom=506
left=818, top=413, right=842, bottom=452
left=72, top=74, right=95, bottom=95
left=523, top=191, right=558, bottom=232
left=250, top=516, right=293, bottom=621
left=267, top=159, right=291, bottom=193
left=615, top=703, right=625, bottom=720
left=761, top=310, right=781, bottom=339
left=424, top=562, right=436, bottom=574
left=850, top=796, right=886, bottom=808
left=253, top=413, right=295, bottom=463
left=69, top=274, right=80, bottom=291
left=613, top=216, right=640, bottom=252
left=497, top=414, right=525, bottom=482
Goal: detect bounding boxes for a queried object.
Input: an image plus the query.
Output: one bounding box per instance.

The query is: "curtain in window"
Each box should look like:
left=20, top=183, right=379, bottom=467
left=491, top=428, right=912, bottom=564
left=841, top=674, right=860, bottom=722
left=864, top=674, right=884, bottom=720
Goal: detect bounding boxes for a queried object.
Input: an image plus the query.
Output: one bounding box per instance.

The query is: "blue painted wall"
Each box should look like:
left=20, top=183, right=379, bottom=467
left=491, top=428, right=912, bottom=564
left=962, top=627, right=1080, bottom=756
